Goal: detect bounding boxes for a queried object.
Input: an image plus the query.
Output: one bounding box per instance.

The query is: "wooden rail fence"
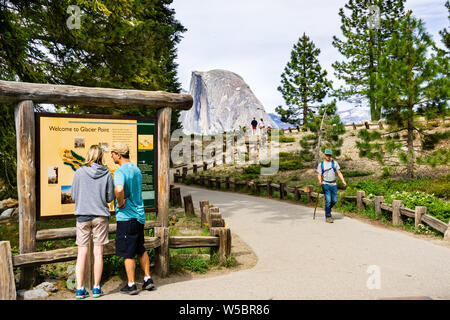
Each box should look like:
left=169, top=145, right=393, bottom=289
left=174, top=173, right=450, bottom=241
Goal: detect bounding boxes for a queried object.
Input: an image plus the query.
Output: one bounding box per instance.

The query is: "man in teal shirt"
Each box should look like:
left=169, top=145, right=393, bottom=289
left=111, top=142, right=155, bottom=295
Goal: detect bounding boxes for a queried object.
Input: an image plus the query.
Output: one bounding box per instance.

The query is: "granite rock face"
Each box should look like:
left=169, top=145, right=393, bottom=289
left=179, top=69, right=278, bottom=134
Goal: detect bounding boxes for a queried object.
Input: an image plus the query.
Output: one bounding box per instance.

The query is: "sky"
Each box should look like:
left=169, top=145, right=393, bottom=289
left=171, top=0, right=448, bottom=114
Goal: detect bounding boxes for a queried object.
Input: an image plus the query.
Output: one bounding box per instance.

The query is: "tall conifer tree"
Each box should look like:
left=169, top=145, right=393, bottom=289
left=332, top=0, right=406, bottom=121
left=276, top=33, right=332, bottom=126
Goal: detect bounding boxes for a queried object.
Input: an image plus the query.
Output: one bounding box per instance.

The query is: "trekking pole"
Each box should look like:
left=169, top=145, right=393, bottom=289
left=313, top=185, right=322, bottom=220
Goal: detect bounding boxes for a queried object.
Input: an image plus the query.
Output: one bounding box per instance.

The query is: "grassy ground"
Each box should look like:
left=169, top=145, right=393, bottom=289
left=0, top=206, right=237, bottom=291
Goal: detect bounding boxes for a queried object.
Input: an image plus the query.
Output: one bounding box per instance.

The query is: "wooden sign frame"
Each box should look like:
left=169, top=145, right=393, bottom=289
left=35, top=112, right=158, bottom=220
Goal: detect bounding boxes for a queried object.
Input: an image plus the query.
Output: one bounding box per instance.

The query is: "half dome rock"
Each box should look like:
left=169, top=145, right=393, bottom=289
left=179, top=69, right=278, bottom=134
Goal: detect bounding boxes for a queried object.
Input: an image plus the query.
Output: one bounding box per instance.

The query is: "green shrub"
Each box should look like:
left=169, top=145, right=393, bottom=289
left=343, top=170, right=374, bottom=177
left=279, top=137, right=295, bottom=143
left=279, top=159, right=302, bottom=171
left=385, top=191, right=450, bottom=223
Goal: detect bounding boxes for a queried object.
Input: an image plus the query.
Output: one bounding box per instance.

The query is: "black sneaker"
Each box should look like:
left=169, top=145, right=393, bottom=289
left=120, top=283, right=138, bottom=295
left=143, top=278, right=155, bottom=291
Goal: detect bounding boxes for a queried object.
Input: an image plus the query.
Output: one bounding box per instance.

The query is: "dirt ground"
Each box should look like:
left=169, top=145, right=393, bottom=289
left=41, top=232, right=258, bottom=300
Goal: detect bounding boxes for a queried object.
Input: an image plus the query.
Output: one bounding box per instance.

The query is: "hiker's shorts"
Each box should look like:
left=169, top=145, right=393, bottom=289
left=76, top=216, right=109, bottom=246
left=115, top=219, right=146, bottom=258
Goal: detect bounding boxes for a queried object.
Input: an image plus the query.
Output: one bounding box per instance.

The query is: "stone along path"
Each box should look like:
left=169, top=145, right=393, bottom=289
left=103, top=184, right=450, bottom=300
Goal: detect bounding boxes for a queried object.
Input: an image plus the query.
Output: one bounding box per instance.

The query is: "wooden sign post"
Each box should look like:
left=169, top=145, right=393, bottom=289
left=3, top=80, right=193, bottom=286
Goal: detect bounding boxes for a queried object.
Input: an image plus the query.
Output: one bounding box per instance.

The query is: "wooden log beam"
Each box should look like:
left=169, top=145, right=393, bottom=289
left=12, top=237, right=161, bottom=267
left=157, top=107, right=171, bottom=227
left=0, top=80, right=193, bottom=110
left=421, top=214, right=448, bottom=234
left=169, top=236, right=220, bottom=248
left=0, top=241, right=16, bottom=300
left=36, top=221, right=161, bottom=241
left=399, top=207, right=415, bottom=219
left=15, top=100, right=36, bottom=289
left=154, top=227, right=169, bottom=278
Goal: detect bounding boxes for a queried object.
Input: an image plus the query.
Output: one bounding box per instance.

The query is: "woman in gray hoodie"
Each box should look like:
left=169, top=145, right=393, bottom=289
left=71, top=144, right=115, bottom=299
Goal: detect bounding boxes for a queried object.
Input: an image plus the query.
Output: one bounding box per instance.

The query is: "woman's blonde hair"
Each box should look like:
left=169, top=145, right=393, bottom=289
left=84, top=145, right=106, bottom=166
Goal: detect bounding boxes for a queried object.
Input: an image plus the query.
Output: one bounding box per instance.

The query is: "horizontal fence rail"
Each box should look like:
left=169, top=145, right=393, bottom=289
left=175, top=173, right=450, bottom=240
left=0, top=80, right=193, bottom=110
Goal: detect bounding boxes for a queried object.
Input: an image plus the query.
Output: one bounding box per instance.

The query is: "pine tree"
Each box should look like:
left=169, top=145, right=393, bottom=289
left=299, top=101, right=346, bottom=168
left=332, top=0, right=406, bottom=121
left=356, top=11, right=449, bottom=179
left=0, top=0, right=186, bottom=197
left=276, top=33, right=332, bottom=126
left=439, top=0, right=450, bottom=51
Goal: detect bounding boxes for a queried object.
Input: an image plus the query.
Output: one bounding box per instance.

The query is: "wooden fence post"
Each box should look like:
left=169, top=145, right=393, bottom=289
left=280, top=183, right=286, bottom=199
left=267, top=181, right=273, bottom=197
left=374, top=196, right=384, bottom=215
left=305, top=185, right=314, bottom=203
left=216, top=177, right=221, bottom=189
left=183, top=195, right=195, bottom=217
left=392, top=200, right=403, bottom=226
left=210, top=227, right=231, bottom=263
left=352, top=122, right=357, bottom=130
left=225, top=176, right=230, bottom=190
left=203, top=162, right=208, bottom=171
left=209, top=207, right=220, bottom=227
left=193, top=164, right=198, bottom=174
left=154, top=227, right=170, bottom=278
left=0, top=241, right=16, bottom=300
left=199, top=200, right=210, bottom=227
left=414, top=206, right=427, bottom=230
left=234, top=178, right=239, bottom=192
left=15, top=100, right=37, bottom=289
left=172, top=187, right=182, bottom=207
left=356, top=191, right=365, bottom=212
left=200, top=175, right=204, bottom=185
left=364, top=121, right=370, bottom=129
left=444, top=222, right=450, bottom=242
left=294, top=186, right=300, bottom=201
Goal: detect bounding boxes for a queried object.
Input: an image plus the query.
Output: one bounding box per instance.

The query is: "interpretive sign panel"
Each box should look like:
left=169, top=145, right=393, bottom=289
left=35, top=113, right=157, bottom=219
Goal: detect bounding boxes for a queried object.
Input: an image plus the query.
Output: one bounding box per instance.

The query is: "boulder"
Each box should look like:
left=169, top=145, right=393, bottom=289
left=35, top=281, right=58, bottom=293
left=17, top=288, right=49, bottom=300
left=1, top=198, right=18, bottom=209
left=0, top=208, right=15, bottom=218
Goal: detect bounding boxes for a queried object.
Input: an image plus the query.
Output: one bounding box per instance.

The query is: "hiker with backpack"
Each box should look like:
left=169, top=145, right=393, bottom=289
left=316, top=149, right=347, bottom=223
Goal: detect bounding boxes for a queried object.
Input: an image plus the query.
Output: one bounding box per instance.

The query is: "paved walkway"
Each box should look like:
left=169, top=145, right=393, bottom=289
left=104, top=185, right=450, bottom=300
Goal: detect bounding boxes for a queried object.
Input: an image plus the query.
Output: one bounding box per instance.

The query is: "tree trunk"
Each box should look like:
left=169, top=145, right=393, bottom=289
left=406, top=118, right=414, bottom=179
left=314, top=107, right=328, bottom=169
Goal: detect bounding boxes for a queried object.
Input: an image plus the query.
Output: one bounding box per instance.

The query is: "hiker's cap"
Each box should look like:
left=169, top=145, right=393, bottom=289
left=324, top=149, right=333, bottom=155
left=110, top=142, right=129, bottom=155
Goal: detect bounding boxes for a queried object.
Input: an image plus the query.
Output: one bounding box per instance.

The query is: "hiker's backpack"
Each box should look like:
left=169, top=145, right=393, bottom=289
left=321, top=160, right=337, bottom=183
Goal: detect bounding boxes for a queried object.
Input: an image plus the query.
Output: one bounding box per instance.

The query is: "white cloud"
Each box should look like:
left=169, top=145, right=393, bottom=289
left=172, top=0, right=448, bottom=114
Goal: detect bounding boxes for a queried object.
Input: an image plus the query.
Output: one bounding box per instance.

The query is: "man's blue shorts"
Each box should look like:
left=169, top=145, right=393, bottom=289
left=115, top=219, right=146, bottom=258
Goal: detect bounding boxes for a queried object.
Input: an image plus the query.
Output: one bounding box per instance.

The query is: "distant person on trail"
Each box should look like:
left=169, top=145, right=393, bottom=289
left=72, top=145, right=115, bottom=299
left=259, top=118, right=265, bottom=135
left=316, top=149, right=347, bottom=223
left=110, top=142, right=155, bottom=295
left=251, top=117, right=258, bottom=135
